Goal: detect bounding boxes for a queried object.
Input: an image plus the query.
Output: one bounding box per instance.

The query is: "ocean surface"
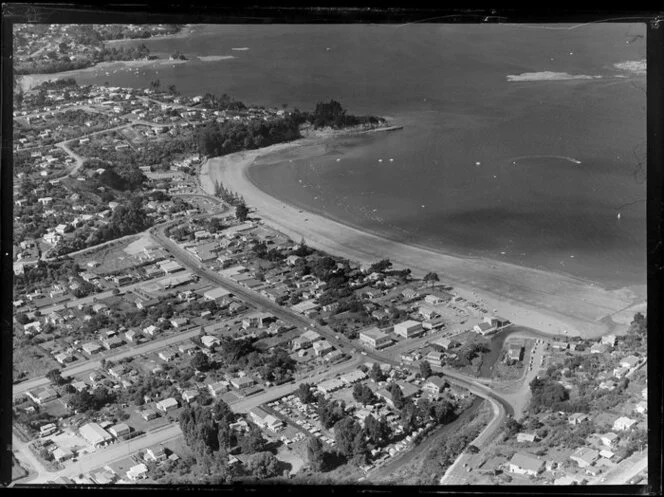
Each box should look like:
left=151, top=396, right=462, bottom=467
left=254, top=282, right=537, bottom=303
left=72, top=24, right=647, bottom=288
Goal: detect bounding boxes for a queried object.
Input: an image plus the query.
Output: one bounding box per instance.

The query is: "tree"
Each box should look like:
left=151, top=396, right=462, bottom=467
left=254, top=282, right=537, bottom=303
left=423, top=272, right=440, bottom=287
left=190, top=351, right=210, bottom=372
left=46, top=368, right=65, bottom=385
left=419, top=361, right=433, bottom=379
left=364, top=414, right=390, bottom=446
left=352, top=383, right=376, bottom=405
left=235, top=202, right=249, bottom=222
left=333, top=417, right=362, bottom=458
left=306, top=436, right=326, bottom=472
left=239, top=426, right=267, bottom=454
left=246, top=451, right=280, bottom=479
left=369, top=362, right=385, bottom=382
left=297, top=383, right=316, bottom=404
left=388, top=382, right=405, bottom=410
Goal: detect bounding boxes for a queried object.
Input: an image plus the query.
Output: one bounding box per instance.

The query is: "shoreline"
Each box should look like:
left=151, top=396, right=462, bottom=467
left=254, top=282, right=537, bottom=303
left=18, top=58, right=190, bottom=93
left=200, top=127, right=645, bottom=340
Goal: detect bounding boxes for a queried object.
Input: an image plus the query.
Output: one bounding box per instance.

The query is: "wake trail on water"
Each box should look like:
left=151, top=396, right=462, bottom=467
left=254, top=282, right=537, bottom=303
left=510, top=155, right=582, bottom=165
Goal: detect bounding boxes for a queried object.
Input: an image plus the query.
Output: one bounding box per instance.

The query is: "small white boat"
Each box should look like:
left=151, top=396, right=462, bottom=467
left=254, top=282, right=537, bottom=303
left=336, top=158, right=341, bottom=162
left=475, top=161, right=481, bottom=166
left=378, top=159, right=383, bottom=163
left=389, top=158, right=394, bottom=162
left=617, top=213, right=621, bottom=220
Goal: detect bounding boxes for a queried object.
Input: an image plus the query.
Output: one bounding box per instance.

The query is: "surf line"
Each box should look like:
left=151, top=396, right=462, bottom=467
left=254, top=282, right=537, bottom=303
left=510, top=155, right=582, bottom=165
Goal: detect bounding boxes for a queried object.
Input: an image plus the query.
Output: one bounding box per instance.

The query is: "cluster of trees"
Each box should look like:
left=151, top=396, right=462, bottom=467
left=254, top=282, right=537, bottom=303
left=317, top=395, right=347, bottom=429
left=87, top=196, right=152, bottom=246
left=199, top=93, right=247, bottom=112
left=629, top=312, right=647, bottom=335
left=450, top=340, right=491, bottom=368
left=297, top=383, right=317, bottom=404
left=251, top=241, right=286, bottom=262
left=83, top=158, right=147, bottom=192
left=14, top=257, right=79, bottom=294
left=352, top=383, right=376, bottom=405
left=212, top=337, right=295, bottom=385
left=68, top=386, right=117, bottom=413
left=196, top=117, right=301, bottom=158
left=528, top=377, right=570, bottom=413
left=308, top=100, right=384, bottom=129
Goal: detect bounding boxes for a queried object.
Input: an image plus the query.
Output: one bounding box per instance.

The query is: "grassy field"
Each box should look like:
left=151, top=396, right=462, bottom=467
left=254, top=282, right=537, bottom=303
left=13, top=343, right=60, bottom=381
left=11, top=454, right=28, bottom=482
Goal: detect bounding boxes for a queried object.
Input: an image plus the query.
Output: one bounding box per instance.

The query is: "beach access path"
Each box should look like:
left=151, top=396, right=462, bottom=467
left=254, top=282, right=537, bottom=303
left=200, top=134, right=644, bottom=340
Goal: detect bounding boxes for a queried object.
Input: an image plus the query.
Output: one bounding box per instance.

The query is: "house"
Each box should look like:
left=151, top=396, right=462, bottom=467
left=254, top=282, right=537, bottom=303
left=633, top=400, right=647, bottom=415
left=422, top=376, right=447, bottom=395
left=507, top=452, right=544, bottom=476
left=158, top=349, right=178, bottom=362
left=431, top=337, right=453, bottom=351
left=340, top=370, right=368, bottom=385
left=484, top=316, right=511, bottom=329
left=170, top=317, right=189, bottom=329
left=619, top=355, right=641, bottom=369
left=570, top=447, right=599, bottom=468
left=516, top=432, right=538, bottom=443
left=125, top=329, right=140, bottom=343
left=313, top=340, right=334, bottom=357
left=286, top=255, right=302, bottom=266
left=102, top=336, right=124, bottom=350
left=140, top=408, right=158, bottom=421
left=590, top=343, right=609, bottom=354
left=80, top=422, right=114, bottom=447
left=201, top=335, right=220, bottom=348
left=53, top=447, right=74, bottom=462
left=613, top=416, right=637, bottom=432
left=249, top=407, right=270, bottom=426
left=71, top=380, right=89, bottom=392
left=155, top=397, right=179, bottom=412
left=179, top=342, right=198, bottom=355
left=145, top=444, right=167, bottom=462
left=108, top=423, right=130, bottom=438
left=359, top=327, right=392, bottom=349
left=424, top=294, right=445, bottom=305
left=159, top=260, right=184, bottom=274
left=292, top=299, right=320, bottom=316
left=600, top=432, right=619, bottom=447
left=418, top=305, right=439, bottom=320
left=318, top=378, right=345, bottom=394
left=208, top=381, right=229, bottom=398
left=182, top=389, right=200, bottom=403
left=27, top=387, right=58, bottom=405
left=143, top=325, right=160, bottom=337
left=401, top=288, right=419, bottom=300
left=394, top=320, right=424, bottom=338
left=264, top=415, right=285, bottom=432
left=81, top=341, right=103, bottom=355
left=474, top=322, right=496, bottom=336
left=506, top=343, right=524, bottom=362
left=426, top=351, right=444, bottom=368
left=612, top=366, right=629, bottom=379
left=126, top=463, right=149, bottom=481
left=375, top=382, right=419, bottom=407
left=230, top=377, right=255, bottom=390
left=108, top=365, right=128, bottom=379
left=203, top=287, right=232, bottom=302
left=599, top=380, right=617, bottom=391
left=601, top=334, right=617, bottom=346
left=568, top=413, right=590, bottom=425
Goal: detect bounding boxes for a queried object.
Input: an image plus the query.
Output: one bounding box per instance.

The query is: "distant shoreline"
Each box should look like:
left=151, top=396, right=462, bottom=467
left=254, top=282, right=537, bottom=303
left=201, top=123, right=644, bottom=340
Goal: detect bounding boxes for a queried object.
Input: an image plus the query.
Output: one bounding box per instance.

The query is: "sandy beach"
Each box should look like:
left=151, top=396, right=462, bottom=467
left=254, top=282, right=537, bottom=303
left=201, top=129, right=646, bottom=340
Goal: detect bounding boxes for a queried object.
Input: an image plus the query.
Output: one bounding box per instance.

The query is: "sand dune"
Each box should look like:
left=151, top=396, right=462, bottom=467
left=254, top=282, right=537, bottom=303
left=201, top=133, right=645, bottom=340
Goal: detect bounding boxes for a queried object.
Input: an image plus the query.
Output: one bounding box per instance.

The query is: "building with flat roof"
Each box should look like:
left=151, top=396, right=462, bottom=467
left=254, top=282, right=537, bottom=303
left=359, top=327, right=392, bottom=349
left=203, top=286, right=232, bottom=302
left=80, top=422, right=114, bottom=447
left=394, top=320, right=424, bottom=338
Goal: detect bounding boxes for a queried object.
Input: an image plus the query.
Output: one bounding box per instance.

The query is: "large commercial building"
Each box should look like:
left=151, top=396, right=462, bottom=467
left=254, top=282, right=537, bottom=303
left=393, top=320, right=424, bottom=338
left=359, top=327, right=392, bottom=349
left=80, top=422, right=114, bottom=447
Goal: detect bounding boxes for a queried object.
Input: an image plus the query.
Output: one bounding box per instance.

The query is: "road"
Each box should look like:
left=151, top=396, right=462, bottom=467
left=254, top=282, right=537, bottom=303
left=13, top=328, right=202, bottom=397
left=22, top=424, right=184, bottom=484
left=12, top=433, right=48, bottom=483
left=590, top=452, right=648, bottom=485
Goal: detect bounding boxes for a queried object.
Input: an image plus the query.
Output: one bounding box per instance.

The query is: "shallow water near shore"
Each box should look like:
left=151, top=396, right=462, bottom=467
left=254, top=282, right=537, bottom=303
left=65, top=23, right=646, bottom=288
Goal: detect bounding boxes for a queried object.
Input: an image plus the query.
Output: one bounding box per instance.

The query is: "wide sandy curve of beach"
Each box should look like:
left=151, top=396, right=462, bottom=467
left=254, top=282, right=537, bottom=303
left=201, top=130, right=646, bottom=340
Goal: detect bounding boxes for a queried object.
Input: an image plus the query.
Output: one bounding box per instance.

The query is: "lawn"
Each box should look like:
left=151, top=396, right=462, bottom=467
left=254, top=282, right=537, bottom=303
left=11, top=454, right=28, bottom=482
left=13, top=343, right=60, bottom=381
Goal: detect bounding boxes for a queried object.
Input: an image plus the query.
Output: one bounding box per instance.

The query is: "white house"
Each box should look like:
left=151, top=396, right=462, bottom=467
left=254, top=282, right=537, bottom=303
left=613, top=416, right=637, bottom=432
left=507, top=452, right=544, bottom=476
